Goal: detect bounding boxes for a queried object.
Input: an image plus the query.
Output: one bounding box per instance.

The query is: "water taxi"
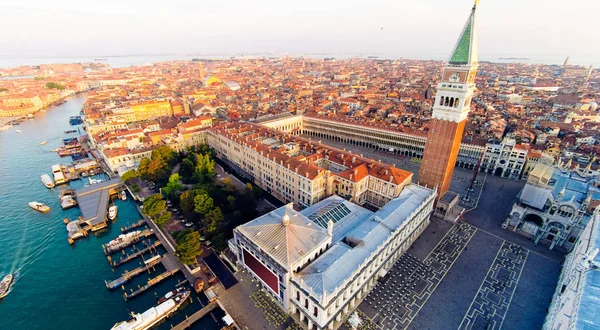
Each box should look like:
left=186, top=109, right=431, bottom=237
left=0, top=274, right=13, bottom=299
left=111, top=288, right=190, bottom=330
left=29, top=202, right=50, bottom=213
left=41, top=174, right=55, bottom=188
left=108, top=205, right=118, bottom=220
left=60, top=195, right=77, bottom=210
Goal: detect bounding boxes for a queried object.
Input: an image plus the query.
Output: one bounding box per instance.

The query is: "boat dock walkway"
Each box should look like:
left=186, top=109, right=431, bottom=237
left=123, top=268, right=179, bottom=301
left=103, top=229, right=154, bottom=255
left=109, top=240, right=162, bottom=268
left=121, top=220, right=146, bottom=233
left=105, top=256, right=163, bottom=290
left=171, top=301, right=218, bottom=330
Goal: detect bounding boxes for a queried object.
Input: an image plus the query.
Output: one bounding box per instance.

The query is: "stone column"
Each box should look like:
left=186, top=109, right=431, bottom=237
left=336, top=313, right=342, bottom=322
left=308, top=320, right=313, bottom=330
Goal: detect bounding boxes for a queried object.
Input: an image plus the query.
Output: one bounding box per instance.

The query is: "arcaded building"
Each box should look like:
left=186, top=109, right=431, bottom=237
left=503, top=163, right=600, bottom=250
left=206, top=122, right=412, bottom=209
left=229, top=185, right=436, bottom=330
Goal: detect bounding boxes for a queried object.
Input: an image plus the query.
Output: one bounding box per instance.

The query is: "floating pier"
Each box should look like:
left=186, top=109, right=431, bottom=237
left=123, top=268, right=179, bottom=301
left=102, top=229, right=154, bottom=255
left=109, top=240, right=162, bottom=268
left=105, top=255, right=163, bottom=290
left=121, top=220, right=146, bottom=234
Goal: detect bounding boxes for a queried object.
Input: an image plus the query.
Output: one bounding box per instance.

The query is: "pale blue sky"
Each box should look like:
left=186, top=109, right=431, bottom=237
left=0, top=0, right=598, bottom=63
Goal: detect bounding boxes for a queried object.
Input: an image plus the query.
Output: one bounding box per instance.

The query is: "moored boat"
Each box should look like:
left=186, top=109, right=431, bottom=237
left=108, top=205, right=118, bottom=220
left=29, top=202, right=50, bottom=213
left=41, top=174, right=55, bottom=188
left=111, top=288, right=190, bottom=330
left=16, top=130, right=22, bottom=133
left=0, top=274, right=14, bottom=299
left=121, top=190, right=127, bottom=201
left=60, top=195, right=77, bottom=210
left=105, top=230, right=141, bottom=249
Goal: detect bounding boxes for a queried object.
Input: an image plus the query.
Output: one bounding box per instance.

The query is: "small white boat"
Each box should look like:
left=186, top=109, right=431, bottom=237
left=27, top=114, right=34, bottom=119
left=121, top=191, right=127, bottom=201
left=29, top=202, right=50, bottom=213
left=40, top=141, right=47, bottom=145
left=108, top=205, right=118, bottom=220
left=41, top=174, right=55, bottom=188
left=60, top=195, right=77, bottom=210
left=0, top=274, right=14, bottom=299
left=16, top=130, right=22, bottom=133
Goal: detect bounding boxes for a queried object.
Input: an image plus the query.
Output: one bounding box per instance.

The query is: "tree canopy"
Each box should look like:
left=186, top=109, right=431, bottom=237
left=121, top=170, right=138, bottom=182
left=173, top=229, right=202, bottom=265
left=45, top=82, right=65, bottom=90
left=162, top=173, right=184, bottom=201
left=194, top=191, right=214, bottom=215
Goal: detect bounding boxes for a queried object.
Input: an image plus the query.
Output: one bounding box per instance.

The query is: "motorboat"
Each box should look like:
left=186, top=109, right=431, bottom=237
left=121, top=190, right=127, bottom=201
left=108, top=205, right=118, bottom=220
left=111, top=288, right=190, bottom=330
left=40, top=141, right=47, bottom=145
left=41, top=174, right=55, bottom=188
left=16, top=130, right=22, bottom=133
left=60, top=195, right=77, bottom=210
left=29, top=202, right=50, bottom=213
left=0, top=274, right=13, bottom=299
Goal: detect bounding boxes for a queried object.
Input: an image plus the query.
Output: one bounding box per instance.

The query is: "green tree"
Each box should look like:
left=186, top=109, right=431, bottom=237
left=137, top=158, right=151, bottom=177
left=45, top=82, right=65, bottom=90
left=162, top=174, right=184, bottom=200
left=179, top=158, right=195, bottom=182
left=155, top=211, right=172, bottom=227
left=194, top=192, right=213, bottom=215
left=121, top=170, right=138, bottom=182
left=203, top=207, right=223, bottom=233
left=142, top=194, right=166, bottom=218
left=174, top=230, right=203, bottom=265
left=179, top=190, right=196, bottom=219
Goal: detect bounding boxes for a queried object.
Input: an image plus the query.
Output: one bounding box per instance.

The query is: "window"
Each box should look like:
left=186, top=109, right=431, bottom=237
left=296, top=291, right=300, bottom=301
left=305, top=299, right=309, bottom=308
left=314, top=307, right=318, bottom=317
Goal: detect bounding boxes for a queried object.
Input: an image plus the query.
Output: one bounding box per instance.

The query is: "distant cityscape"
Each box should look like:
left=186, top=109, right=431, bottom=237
left=1, top=1, right=599, bottom=330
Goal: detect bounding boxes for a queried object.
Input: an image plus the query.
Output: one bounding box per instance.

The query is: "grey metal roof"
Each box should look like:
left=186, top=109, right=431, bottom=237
left=237, top=204, right=330, bottom=268
left=295, top=184, right=434, bottom=303
left=574, top=217, right=600, bottom=329
left=75, top=178, right=122, bottom=225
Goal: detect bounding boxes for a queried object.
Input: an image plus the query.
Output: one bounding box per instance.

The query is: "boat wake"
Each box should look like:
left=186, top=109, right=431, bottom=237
left=9, top=218, right=54, bottom=278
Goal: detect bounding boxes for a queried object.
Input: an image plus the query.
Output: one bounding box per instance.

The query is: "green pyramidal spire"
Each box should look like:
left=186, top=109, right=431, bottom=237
left=449, top=3, right=478, bottom=66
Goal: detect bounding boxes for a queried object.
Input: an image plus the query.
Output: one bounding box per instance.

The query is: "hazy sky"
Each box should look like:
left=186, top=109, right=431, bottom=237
left=0, top=0, right=598, bottom=62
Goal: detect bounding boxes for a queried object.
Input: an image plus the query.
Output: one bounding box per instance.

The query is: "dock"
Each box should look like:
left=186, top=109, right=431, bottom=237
left=121, top=220, right=146, bottom=233
left=171, top=301, right=218, bottom=330
left=105, top=255, right=163, bottom=290
left=123, top=268, right=180, bottom=301
left=109, top=240, right=162, bottom=268
left=103, top=228, right=154, bottom=255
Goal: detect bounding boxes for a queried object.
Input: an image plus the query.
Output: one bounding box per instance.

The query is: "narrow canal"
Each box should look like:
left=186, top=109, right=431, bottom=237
left=0, top=96, right=222, bottom=329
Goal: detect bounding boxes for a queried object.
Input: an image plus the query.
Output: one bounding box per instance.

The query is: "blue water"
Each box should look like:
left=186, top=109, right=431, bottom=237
left=0, top=96, right=221, bottom=329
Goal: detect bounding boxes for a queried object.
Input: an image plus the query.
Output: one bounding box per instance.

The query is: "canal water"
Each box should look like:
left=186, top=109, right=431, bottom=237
left=0, top=96, right=222, bottom=330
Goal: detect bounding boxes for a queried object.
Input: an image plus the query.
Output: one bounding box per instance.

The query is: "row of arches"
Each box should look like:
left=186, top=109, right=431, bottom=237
left=439, top=96, right=461, bottom=108
left=302, top=130, right=477, bottom=169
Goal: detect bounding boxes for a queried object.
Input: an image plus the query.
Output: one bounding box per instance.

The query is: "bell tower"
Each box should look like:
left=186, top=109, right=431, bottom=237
left=419, top=0, right=480, bottom=199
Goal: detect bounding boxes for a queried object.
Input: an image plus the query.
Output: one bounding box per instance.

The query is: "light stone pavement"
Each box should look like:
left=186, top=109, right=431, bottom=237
left=458, top=241, right=529, bottom=330
left=359, top=222, right=477, bottom=330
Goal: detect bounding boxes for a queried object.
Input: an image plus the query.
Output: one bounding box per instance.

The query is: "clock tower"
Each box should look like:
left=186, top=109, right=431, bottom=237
left=419, top=0, right=479, bottom=199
